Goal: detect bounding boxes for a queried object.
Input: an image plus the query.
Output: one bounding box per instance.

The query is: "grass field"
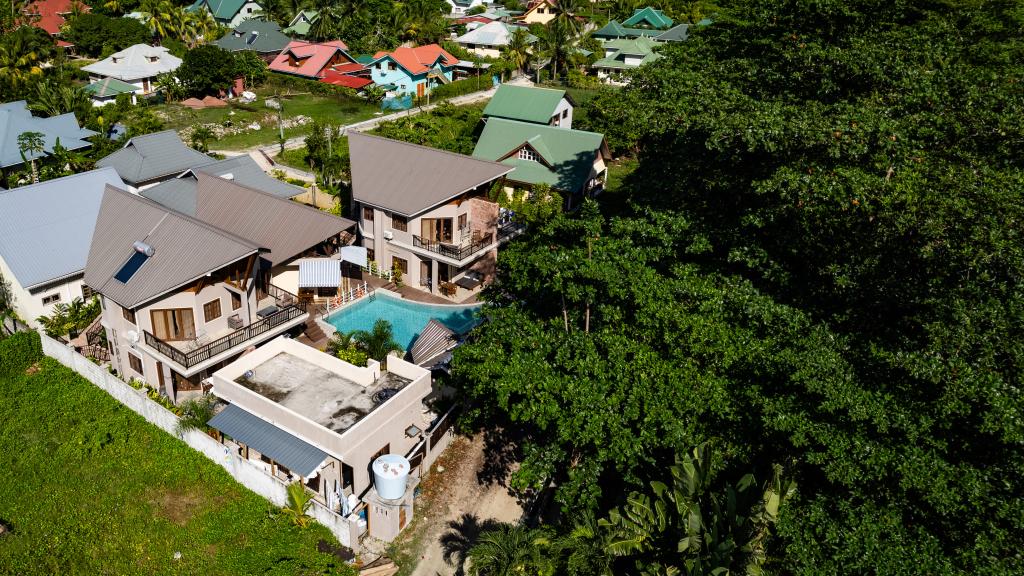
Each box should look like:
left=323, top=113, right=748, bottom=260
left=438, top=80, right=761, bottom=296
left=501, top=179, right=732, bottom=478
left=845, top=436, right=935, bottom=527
left=150, top=87, right=381, bottom=150
left=0, top=334, right=355, bottom=576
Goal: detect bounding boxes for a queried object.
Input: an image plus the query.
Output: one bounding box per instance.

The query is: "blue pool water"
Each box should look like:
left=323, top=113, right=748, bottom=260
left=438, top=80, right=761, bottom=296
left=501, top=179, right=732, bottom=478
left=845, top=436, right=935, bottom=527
left=325, top=294, right=481, bottom=350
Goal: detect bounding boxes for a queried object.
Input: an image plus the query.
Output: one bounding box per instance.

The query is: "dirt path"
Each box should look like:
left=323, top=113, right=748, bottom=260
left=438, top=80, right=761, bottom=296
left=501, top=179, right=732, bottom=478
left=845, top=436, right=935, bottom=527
left=396, top=434, right=522, bottom=576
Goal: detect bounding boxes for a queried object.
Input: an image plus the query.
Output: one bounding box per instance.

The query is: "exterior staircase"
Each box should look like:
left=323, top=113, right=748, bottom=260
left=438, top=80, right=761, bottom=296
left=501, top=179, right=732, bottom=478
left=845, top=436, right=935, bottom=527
left=304, top=316, right=326, bottom=343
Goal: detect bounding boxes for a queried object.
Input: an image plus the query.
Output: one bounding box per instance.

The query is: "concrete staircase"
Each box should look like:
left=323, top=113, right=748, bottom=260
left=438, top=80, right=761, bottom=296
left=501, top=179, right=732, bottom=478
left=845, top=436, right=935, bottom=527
left=304, top=316, right=327, bottom=343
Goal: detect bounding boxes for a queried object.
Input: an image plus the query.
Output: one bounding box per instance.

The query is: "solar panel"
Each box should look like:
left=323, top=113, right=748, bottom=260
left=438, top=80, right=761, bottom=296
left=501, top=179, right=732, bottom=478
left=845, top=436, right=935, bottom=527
left=114, top=251, right=149, bottom=283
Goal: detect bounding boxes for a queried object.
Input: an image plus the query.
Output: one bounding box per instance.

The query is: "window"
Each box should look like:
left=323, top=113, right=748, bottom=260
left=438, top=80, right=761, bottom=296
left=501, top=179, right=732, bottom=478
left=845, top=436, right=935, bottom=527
left=562, top=109, right=568, bottom=119
left=458, top=213, right=467, bottom=231
left=230, top=291, right=242, bottom=311
left=150, top=308, right=195, bottom=341
left=114, top=251, right=149, bottom=283
left=246, top=6, right=252, bottom=12
left=388, top=62, right=397, bottom=71
left=81, top=285, right=95, bottom=300
left=363, top=206, right=374, bottom=221
left=392, top=214, right=408, bottom=232
left=128, top=352, right=143, bottom=375
left=366, top=247, right=375, bottom=262
left=518, top=148, right=538, bottom=162
left=41, top=293, right=61, bottom=305
left=122, top=306, right=136, bottom=325
left=392, top=257, right=408, bottom=275
left=203, top=299, right=222, bottom=323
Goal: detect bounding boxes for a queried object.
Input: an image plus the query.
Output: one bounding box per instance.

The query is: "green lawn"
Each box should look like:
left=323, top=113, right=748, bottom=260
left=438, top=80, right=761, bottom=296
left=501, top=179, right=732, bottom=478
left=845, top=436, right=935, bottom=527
left=0, top=335, right=355, bottom=576
left=150, top=87, right=381, bottom=150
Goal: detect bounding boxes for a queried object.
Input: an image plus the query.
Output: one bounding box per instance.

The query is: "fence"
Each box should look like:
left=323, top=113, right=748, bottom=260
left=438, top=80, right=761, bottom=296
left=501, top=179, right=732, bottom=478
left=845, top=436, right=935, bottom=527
left=39, top=334, right=353, bottom=548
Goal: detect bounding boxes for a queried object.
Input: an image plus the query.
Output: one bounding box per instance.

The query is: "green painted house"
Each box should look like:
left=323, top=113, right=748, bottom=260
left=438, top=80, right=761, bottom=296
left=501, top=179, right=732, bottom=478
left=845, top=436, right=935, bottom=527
left=482, top=85, right=575, bottom=128
left=187, top=0, right=263, bottom=27
left=473, top=118, right=610, bottom=201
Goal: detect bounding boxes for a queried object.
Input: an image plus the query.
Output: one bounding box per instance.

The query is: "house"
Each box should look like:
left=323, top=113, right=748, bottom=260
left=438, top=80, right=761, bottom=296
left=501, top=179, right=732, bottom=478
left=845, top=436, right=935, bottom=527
left=483, top=84, right=574, bottom=128
left=85, top=176, right=355, bottom=401
left=81, top=44, right=182, bottom=96
left=0, top=101, right=96, bottom=169
left=445, top=0, right=486, bottom=16
left=96, top=130, right=214, bottom=192
left=214, top=20, right=291, bottom=60
left=591, top=37, right=663, bottom=84
left=516, top=0, right=557, bottom=25
left=283, top=9, right=318, bottom=36
left=187, top=0, right=262, bottom=27
left=473, top=118, right=610, bottom=203
left=320, top=67, right=374, bottom=91
left=454, top=21, right=536, bottom=59
left=654, top=23, right=692, bottom=42
left=269, top=40, right=356, bottom=79
left=0, top=168, right=124, bottom=327
left=348, top=132, right=521, bottom=299
left=593, top=6, right=674, bottom=40
left=206, top=336, right=450, bottom=543
left=84, top=78, right=138, bottom=107
left=140, top=155, right=305, bottom=216
left=23, top=0, right=88, bottom=49
left=367, top=45, right=458, bottom=99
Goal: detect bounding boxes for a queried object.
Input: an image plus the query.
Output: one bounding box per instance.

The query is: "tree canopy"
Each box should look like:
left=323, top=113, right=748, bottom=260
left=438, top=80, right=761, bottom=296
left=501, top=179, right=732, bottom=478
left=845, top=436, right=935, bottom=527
left=64, top=13, right=151, bottom=57
left=454, top=0, right=1024, bottom=573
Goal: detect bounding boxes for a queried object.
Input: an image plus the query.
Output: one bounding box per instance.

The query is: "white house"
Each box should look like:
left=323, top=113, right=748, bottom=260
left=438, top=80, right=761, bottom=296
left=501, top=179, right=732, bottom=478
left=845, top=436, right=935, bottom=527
left=445, top=0, right=487, bottom=16
left=82, top=44, right=182, bottom=96
left=454, top=21, right=536, bottom=59
left=0, top=168, right=125, bottom=327
left=188, top=0, right=263, bottom=27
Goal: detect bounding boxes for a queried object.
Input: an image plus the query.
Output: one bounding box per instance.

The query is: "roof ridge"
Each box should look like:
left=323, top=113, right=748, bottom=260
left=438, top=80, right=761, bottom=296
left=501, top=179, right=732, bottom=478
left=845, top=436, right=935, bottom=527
left=193, top=172, right=346, bottom=222
left=349, top=131, right=511, bottom=170
left=0, top=166, right=119, bottom=195
left=486, top=117, right=606, bottom=138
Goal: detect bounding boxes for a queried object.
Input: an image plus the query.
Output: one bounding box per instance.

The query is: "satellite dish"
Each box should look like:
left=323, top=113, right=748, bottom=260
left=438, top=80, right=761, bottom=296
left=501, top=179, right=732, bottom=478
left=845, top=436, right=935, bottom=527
left=125, top=330, right=139, bottom=343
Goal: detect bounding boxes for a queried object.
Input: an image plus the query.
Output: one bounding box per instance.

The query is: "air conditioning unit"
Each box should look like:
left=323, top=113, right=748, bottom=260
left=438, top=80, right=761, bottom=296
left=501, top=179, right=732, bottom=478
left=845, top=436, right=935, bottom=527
left=383, top=231, right=393, bottom=240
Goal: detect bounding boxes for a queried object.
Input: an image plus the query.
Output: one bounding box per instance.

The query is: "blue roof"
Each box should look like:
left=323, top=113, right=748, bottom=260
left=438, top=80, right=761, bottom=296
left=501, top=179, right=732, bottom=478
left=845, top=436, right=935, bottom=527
left=209, top=404, right=328, bottom=477
left=0, top=167, right=124, bottom=289
left=0, top=101, right=97, bottom=168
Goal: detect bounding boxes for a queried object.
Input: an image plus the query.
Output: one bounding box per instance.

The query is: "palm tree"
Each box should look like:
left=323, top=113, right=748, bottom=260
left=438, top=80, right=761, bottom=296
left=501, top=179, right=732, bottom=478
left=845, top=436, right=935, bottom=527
left=539, top=17, right=575, bottom=82
left=281, top=481, right=313, bottom=528
left=17, top=131, right=45, bottom=183
left=466, top=523, right=550, bottom=576
left=325, top=329, right=356, bottom=356
left=553, top=0, right=585, bottom=38
left=0, top=30, right=48, bottom=88
left=351, top=319, right=403, bottom=363
left=29, top=81, right=90, bottom=118
left=175, top=395, right=217, bottom=436
left=190, top=126, right=214, bottom=152
left=501, top=27, right=532, bottom=77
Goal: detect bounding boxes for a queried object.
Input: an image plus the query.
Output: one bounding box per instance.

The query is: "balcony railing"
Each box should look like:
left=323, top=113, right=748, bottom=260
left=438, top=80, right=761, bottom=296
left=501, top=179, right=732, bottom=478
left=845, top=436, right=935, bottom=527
left=143, top=305, right=305, bottom=370
left=412, top=232, right=496, bottom=261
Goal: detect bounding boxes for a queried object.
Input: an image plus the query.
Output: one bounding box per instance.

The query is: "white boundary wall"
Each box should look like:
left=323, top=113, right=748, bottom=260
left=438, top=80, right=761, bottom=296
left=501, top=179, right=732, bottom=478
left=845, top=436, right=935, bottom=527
left=40, top=334, right=352, bottom=548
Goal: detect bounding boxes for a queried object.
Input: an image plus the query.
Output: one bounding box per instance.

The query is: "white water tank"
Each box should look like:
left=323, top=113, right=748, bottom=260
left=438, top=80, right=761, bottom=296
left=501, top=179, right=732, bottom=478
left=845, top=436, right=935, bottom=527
left=372, top=454, right=410, bottom=500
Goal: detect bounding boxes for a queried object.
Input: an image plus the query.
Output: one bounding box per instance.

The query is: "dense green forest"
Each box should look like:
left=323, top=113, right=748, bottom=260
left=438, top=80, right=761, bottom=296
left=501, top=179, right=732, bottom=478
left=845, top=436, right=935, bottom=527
left=451, top=0, right=1024, bottom=573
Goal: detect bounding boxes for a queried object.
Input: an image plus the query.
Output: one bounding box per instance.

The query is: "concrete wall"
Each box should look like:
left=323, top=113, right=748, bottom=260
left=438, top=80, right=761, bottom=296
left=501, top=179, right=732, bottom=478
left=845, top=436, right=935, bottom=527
left=552, top=97, right=573, bottom=128
left=39, top=333, right=353, bottom=548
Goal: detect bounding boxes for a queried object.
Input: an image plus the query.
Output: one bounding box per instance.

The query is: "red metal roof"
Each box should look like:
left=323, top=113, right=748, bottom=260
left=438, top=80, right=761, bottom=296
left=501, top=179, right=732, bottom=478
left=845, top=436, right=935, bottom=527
left=328, top=62, right=365, bottom=75
left=269, top=40, right=352, bottom=78
left=320, top=73, right=373, bottom=90
left=371, top=44, right=458, bottom=75
left=24, top=0, right=88, bottom=36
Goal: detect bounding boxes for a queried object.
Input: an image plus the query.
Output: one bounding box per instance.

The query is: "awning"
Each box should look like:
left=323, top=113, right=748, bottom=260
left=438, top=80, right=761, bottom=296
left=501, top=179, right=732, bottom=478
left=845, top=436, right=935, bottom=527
left=208, top=404, right=327, bottom=477
left=298, top=258, right=341, bottom=288
left=340, top=245, right=367, bottom=268
left=409, top=318, right=456, bottom=366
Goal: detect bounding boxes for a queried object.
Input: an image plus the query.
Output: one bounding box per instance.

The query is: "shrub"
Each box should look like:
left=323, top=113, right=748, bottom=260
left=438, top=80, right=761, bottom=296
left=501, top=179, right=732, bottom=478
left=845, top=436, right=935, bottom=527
left=0, top=331, right=42, bottom=376
left=336, top=347, right=369, bottom=367
left=265, top=73, right=358, bottom=99
left=420, top=74, right=494, bottom=103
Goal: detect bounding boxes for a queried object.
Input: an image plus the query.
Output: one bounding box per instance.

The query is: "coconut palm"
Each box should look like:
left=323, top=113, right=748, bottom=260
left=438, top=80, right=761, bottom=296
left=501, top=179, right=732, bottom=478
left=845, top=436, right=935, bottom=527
left=0, top=30, right=49, bottom=88
left=465, top=523, right=551, bottom=576
left=325, top=329, right=356, bottom=356
left=501, top=27, right=532, bottom=77
left=281, top=481, right=313, bottom=528
left=553, top=0, right=585, bottom=38
left=538, top=17, right=575, bottom=81
left=29, top=81, right=90, bottom=118
left=17, top=131, right=45, bottom=183
left=351, top=319, right=403, bottom=363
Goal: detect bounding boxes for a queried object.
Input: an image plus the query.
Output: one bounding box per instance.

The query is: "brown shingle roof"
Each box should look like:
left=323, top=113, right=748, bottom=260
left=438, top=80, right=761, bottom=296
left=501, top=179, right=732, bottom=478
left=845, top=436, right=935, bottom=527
left=84, top=185, right=260, bottom=309
left=348, top=132, right=513, bottom=217
left=193, top=173, right=355, bottom=265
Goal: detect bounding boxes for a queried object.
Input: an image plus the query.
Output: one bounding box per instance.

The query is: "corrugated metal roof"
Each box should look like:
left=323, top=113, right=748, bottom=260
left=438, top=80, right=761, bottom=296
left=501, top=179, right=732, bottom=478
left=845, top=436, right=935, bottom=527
left=141, top=155, right=305, bottom=216
left=81, top=44, right=182, bottom=82
left=96, top=130, right=215, bottom=185
left=214, top=20, right=291, bottom=54
left=84, top=186, right=260, bottom=309
left=409, top=318, right=456, bottom=366
left=84, top=77, right=138, bottom=98
left=483, top=85, right=566, bottom=124
left=0, top=101, right=97, bottom=168
left=348, top=132, right=513, bottom=217
left=455, top=21, right=536, bottom=47
left=193, top=174, right=355, bottom=265
left=208, top=404, right=327, bottom=477
left=298, top=258, right=341, bottom=288
left=0, top=168, right=124, bottom=290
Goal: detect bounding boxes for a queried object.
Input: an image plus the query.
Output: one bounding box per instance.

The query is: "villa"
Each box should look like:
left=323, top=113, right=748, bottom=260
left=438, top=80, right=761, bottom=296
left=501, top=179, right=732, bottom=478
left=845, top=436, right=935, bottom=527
left=81, top=44, right=182, bottom=96
left=367, top=44, right=458, bottom=99
left=269, top=40, right=358, bottom=80
left=187, top=0, right=262, bottom=27
left=591, top=37, right=663, bottom=84
left=348, top=132, right=523, bottom=300
left=0, top=168, right=123, bottom=328
left=0, top=100, right=96, bottom=169
left=593, top=6, right=674, bottom=40
left=482, top=84, right=574, bottom=128
left=96, top=130, right=214, bottom=192
left=454, top=21, right=536, bottom=59
left=283, top=9, right=318, bottom=37
left=214, top=20, right=292, bottom=61
left=516, top=0, right=557, bottom=25
left=85, top=177, right=355, bottom=401
left=473, top=118, right=611, bottom=206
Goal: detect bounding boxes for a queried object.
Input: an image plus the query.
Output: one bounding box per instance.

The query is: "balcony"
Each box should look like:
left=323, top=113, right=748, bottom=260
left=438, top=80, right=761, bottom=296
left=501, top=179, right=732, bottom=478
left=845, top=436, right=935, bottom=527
left=142, top=305, right=306, bottom=371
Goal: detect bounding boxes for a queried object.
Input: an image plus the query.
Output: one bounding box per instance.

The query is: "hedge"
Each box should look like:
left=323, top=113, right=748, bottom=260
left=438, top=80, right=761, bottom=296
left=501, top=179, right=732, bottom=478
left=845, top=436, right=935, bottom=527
left=0, top=330, right=42, bottom=376
left=265, top=72, right=360, bottom=99
left=418, top=74, right=497, bottom=104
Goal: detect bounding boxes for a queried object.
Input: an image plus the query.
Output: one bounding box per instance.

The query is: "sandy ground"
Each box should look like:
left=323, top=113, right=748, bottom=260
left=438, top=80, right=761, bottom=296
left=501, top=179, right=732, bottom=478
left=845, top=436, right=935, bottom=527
left=400, top=434, right=523, bottom=576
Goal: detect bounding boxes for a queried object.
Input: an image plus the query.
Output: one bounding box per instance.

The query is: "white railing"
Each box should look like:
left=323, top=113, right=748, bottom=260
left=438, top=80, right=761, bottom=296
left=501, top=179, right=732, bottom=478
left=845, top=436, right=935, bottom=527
left=362, top=262, right=393, bottom=281
left=322, top=281, right=370, bottom=318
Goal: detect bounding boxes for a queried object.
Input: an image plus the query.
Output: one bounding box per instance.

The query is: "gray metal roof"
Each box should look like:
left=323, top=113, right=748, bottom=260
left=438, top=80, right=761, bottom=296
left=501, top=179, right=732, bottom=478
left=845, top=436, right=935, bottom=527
left=214, top=20, right=292, bottom=54
left=208, top=404, right=327, bottom=477
left=0, top=101, right=97, bottom=168
left=141, top=155, right=305, bottom=216
left=0, top=168, right=124, bottom=290
left=409, top=318, right=456, bottom=366
left=348, top=132, right=513, bottom=217
left=96, top=130, right=215, bottom=185
left=84, top=186, right=260, bottom=309
left=193, top=174, right=355, bottom=265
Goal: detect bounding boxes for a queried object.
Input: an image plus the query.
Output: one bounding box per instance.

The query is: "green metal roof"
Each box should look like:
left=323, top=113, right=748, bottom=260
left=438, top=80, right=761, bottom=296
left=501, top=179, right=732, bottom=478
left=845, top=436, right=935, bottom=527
left=622, top=6, right=673, bottom=29
left=473, top=118, right=607, bottom=193
left=188, top=0, right=248, bottom=20
left=84, top=77, right=137, bottom=98
left=483, top=85, right=566, bottom=124
left=593, top=19, right=665, bottom=39
left=592, top=37, right=663, bottom=69
left=354, top=54, right=376, bottom=64
left=283, top=9, right=317, bottom=36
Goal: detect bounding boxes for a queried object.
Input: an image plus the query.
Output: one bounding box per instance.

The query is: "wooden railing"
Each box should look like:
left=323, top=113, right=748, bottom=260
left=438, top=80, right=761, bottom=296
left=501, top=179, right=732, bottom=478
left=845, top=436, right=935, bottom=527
left=143, top=305, right=305, bottom=370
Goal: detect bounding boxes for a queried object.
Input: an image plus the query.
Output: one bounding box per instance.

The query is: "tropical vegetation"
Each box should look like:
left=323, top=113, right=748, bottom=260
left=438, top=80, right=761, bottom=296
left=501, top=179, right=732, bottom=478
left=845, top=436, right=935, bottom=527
left=36, top=296, right=101, bottom=338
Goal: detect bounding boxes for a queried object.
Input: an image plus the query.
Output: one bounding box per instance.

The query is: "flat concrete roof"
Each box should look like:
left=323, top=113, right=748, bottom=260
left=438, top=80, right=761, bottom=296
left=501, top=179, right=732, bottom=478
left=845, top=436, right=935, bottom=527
left=235, top=352, right=411, bottom=434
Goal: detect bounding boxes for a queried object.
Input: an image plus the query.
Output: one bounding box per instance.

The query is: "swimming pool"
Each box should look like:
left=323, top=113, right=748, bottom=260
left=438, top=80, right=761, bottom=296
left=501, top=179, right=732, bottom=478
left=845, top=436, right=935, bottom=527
left=325, top=292, right=481, bottom=350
